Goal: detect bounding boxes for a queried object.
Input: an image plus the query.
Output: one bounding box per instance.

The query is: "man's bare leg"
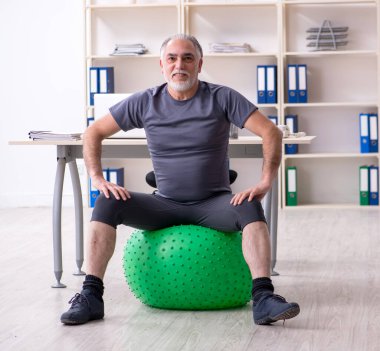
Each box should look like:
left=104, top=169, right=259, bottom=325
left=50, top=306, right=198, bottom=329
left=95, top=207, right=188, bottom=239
left=61, top=221, right=115, bottom=325
left=242, top=221, right=300, bottom=325
left=242, top=221, right=271, bottom=278
left=85, top=221, right=117, bottom=279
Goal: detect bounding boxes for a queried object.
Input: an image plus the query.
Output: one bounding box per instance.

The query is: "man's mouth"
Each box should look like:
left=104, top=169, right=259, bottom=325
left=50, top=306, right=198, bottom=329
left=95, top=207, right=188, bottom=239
left=172, top=71, right=189, bottom=79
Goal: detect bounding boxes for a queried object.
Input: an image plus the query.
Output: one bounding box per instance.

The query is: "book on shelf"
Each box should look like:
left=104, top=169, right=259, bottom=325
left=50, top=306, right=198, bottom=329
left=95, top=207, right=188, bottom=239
left=359, top=165, right=379, bottom=206
left=89, top=168, right=124, bottom=208
left=89, top=66, right=115, bottom=105
left=286, top=166, right=298, bottom=206
left=28, top=131, right=82, bottom=141
left=256, top=65, right=277, bottom=104
left=359, top=113, right=378, bottom=153
left=287, top=64, right=308, bottom=103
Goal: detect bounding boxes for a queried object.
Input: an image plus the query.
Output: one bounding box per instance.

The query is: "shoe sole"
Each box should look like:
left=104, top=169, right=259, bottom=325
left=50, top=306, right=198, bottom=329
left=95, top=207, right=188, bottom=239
left=255, top=305, right=300, bottom=325
left=61, top=315, right=104, bottom=325
left=61, top=318, right=88, bottom=325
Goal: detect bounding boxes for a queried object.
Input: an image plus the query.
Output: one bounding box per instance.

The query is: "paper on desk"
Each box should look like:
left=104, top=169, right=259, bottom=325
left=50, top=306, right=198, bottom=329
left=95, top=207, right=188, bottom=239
left=28, top=131, right=82, bottom=141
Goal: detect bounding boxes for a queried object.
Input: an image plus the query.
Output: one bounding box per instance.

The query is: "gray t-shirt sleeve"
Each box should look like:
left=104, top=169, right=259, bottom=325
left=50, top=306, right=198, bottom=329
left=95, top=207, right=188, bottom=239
left=214, top=85, right=258, bottom=129
left=109, top=90, right=149, bottom=131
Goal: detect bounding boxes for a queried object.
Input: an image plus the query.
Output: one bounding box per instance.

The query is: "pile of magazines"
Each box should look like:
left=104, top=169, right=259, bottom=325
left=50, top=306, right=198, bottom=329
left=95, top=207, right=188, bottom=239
left=28, top=131, right=82, bottom=141
left=209, top=42, right=252, bottom=53
left=110, top=43, right=148, bottom=56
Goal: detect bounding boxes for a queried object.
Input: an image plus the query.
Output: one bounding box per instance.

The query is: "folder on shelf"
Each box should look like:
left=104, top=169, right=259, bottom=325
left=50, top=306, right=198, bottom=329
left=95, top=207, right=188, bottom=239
left=359, top=165, right=369, bottom=206
left=108, top=168, right=124, bottom=187
left=89, top=176, right=100, bottom=208
left=98, top=67, right=115, bottom=94
left=257, top=65, right=266, bottom=104
left=286, top=166, right=297, bottom=206
left=285, top=115, right=299, bottom=154
left=89, top=169, right=108, bottom=208
left=266, top=65, right=277, bottom=104
left=89, top=67, right=115, bottom=106
left=268, top=115, right=278, bottom=125
left=89, top=67, right=99, bottom=106
left=89, top=168, right=124, bottom=208
left=369, top=165, right=379, bottom=206
left=287, top=64, right=298, bottom=103
left=297, top=64, right=308, bottom=103
left=87, top=117, right=95, bottom=127
left=359, top=113, right=370, bottom=153
left=369, top=113, right=378, bottom=153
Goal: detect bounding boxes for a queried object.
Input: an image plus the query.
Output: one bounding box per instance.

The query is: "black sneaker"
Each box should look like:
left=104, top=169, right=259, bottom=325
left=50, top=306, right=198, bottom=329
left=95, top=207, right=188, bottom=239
left=60, top=291, right=104, bottom=325
left=253, top=293, right=300, bottom=325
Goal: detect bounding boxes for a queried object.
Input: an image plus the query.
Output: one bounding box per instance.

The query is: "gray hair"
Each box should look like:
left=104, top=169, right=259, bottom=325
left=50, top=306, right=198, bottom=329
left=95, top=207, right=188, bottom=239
left=160, top=34, right=203, bottom=60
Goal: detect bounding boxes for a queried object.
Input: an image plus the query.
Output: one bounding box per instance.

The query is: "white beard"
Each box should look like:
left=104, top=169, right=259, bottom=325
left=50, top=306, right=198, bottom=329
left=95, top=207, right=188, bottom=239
left=164, top=70, right=197, bottom=92
left=167, top=79, right=195, bottom=92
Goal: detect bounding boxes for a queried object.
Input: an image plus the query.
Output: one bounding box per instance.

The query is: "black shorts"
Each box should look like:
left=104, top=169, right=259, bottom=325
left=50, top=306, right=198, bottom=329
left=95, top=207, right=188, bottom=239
left=91, top=191, right=266, bottom=232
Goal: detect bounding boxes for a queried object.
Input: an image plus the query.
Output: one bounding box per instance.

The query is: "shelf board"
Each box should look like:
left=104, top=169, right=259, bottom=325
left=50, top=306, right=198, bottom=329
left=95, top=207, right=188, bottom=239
left=183, top=1, right=277, bottom=7
left=89, top=52, right=279, bottom=60
left=204, top=52, right=278, bottom=58
left=88, top=3, right=179, bottom=9
left=283, top=0, right=376, bottom=5
left=285, top=50, right=377, bottom=57
left=88, top=54, right=160, bottom=60
left=256, top=103, right=279, bottom=109
left=283, top=203, right=379, bottom=209
left=284, top=102, right=378, bottom=108
left=284, top=152, right=379, bottom=159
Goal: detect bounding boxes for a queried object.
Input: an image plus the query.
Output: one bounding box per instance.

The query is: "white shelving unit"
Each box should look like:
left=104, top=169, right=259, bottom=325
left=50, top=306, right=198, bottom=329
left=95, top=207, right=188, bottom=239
left=84, top=0, right=181, bottom=116
left=84, top=0, right=182, bottom=194
left=281, top=0, right=379, bottom=208
left=84, top=0, right=380, bottom=209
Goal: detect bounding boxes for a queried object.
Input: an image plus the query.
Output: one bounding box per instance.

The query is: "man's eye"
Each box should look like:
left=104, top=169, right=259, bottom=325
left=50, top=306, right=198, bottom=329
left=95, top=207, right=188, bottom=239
left=167, top=57, right=176, bottom=62
left=184, top=56, right=194, bottom=62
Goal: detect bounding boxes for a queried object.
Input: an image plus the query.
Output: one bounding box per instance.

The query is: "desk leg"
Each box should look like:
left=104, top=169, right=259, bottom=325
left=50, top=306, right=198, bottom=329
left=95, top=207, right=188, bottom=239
left=52, top=157, right=67, bottom=288
left=263, top=188, right=272, bottom=233
left=270, top=177, right=279, bottom=276
left=263, top=178, right=279, bottom=277
left=68, top=160, right=85, bottom=276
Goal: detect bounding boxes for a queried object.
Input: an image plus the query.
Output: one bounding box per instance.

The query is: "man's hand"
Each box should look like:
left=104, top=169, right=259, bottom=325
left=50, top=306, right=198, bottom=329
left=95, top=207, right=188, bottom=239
left=230, top=180, right=272, bottom=206
left=92, top=175, right=131, bottom=201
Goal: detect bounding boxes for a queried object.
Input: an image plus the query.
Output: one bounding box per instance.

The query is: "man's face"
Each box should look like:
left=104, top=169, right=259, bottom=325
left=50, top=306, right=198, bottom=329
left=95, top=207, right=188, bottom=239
left=160, top=39, right=203, bottom=93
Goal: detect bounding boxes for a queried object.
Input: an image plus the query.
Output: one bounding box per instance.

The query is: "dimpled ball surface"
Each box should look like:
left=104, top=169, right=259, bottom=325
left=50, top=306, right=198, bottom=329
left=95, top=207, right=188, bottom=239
left=123, top=225, right=251, bottom=310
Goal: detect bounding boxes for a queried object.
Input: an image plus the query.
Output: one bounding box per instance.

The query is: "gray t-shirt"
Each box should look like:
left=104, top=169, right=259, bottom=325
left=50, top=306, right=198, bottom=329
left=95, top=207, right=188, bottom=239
left=110, top=81, right=257, bottom=202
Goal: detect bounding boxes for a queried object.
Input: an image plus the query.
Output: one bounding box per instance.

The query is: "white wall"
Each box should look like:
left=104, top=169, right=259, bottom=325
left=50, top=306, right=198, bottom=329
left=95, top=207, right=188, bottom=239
left=0, top=0, right=85, bottom=207
left=0, top=0, right=264, bottom=209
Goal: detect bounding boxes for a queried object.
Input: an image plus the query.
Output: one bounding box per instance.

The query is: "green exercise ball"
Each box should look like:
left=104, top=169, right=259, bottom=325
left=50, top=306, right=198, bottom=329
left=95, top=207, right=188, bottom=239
left=123, top=225, right=251, bottom=310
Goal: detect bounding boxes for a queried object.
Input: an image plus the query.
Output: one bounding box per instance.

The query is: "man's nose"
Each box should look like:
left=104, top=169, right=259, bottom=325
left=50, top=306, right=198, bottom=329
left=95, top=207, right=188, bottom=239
left=175, top=58, right=185, bottom=70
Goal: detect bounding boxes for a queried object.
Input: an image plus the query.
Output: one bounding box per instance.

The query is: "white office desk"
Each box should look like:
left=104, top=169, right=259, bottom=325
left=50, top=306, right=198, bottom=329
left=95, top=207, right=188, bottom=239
left=10, top=136, right=315, bottom=287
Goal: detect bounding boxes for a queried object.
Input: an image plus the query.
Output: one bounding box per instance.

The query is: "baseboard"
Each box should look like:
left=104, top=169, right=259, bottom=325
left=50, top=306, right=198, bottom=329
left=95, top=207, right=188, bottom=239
left=0, top=193, right=89, bottom=208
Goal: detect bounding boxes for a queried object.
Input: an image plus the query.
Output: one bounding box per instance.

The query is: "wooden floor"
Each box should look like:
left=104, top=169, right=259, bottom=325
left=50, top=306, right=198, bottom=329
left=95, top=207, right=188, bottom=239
left=0, top=206, right=379, bottom=351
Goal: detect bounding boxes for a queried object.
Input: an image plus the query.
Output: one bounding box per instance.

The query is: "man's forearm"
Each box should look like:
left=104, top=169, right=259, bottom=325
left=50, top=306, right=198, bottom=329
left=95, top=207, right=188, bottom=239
left=261, top=128, right=282, bottom=185
left=83, top=129, right=104, bottom=180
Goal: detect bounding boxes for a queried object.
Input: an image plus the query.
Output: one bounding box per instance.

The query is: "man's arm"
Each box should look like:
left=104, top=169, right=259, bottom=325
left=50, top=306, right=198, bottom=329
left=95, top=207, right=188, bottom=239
left=83, top=113, right=131, bottom=201
left=230, top=109, right=282, bottom=206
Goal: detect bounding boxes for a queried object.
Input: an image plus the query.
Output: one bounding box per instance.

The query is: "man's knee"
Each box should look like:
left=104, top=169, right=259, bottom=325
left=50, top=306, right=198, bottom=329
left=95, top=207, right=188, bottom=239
left=243, top=220, right=269, bottom=235
left=91, top=193, right=124, bottom=229
left=90, top=220, right=116, bottom=232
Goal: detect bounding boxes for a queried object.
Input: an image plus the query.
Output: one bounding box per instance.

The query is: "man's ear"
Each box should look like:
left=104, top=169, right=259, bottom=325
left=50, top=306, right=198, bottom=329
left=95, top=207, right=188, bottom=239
left=198, top=58, right=203, bottom=73
left=160, top=59, right=163, bottom=73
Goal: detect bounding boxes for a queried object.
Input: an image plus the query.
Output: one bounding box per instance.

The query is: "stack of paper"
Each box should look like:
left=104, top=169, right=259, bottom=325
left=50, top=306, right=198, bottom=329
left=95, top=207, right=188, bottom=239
left=209, top=42, right=251, bottom=53
left=110, top=43, right=148, bottom=56
left=28, top=131, right=82, bottom=141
